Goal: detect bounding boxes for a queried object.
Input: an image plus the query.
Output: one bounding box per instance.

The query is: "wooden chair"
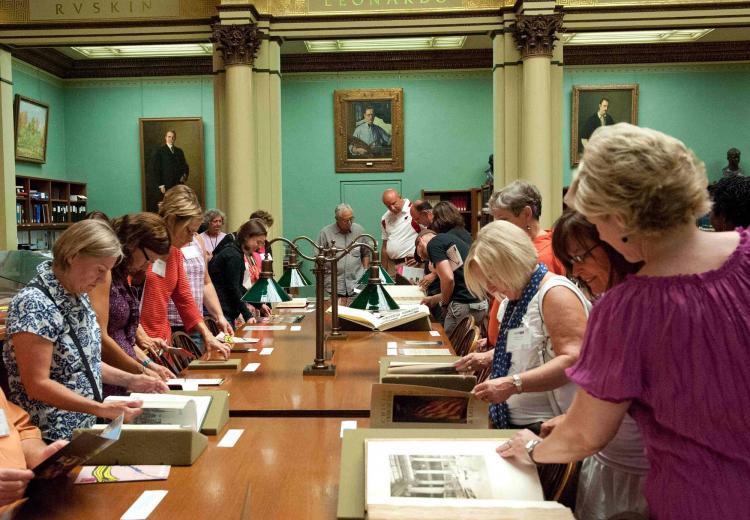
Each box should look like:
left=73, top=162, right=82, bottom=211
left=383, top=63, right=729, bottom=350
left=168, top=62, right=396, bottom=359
left=453, top=326, right=478, bottom=358
left=466, top=326, right=481, bottom=354
left=538, top=461, right=580, bottom=508
left=204, top=316, right=221, bottom=337
left=164, top=347, right=196, bottom=374
left=448, top=315, right=474, bottom=347
left=172, top=330, right=204, bottom=358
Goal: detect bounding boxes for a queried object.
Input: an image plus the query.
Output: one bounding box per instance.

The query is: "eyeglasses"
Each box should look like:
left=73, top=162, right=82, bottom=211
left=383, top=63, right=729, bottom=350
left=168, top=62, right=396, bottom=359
left=140, top=247, right=153, bottom=264
left=570, top=243, right=601, bottom=264
left=337, top=217, right=355, bottom=223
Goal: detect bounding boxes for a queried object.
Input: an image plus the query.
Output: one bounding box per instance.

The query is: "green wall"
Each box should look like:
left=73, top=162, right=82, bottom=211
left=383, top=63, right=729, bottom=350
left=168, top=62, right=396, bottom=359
left=563, top=63, right=750, bottom=185
left=12, top=62, right=68, bottom=180
left=281, top=71, right=493, bottom=242
left=11, top=60, right=216, bottom=217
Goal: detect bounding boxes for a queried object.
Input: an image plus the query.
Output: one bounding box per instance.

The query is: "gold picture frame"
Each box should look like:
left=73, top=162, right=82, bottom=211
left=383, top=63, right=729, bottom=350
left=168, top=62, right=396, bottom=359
left=14, top=95, right=49, bottom=164
left=571, top=84, right=639, bottom=166
left=334, top=88, right=404, bottom=173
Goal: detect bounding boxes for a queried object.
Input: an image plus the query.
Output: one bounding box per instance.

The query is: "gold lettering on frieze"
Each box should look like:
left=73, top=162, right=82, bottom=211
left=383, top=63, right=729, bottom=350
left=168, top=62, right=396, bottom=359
left=29, top=0, right=179, bottom=20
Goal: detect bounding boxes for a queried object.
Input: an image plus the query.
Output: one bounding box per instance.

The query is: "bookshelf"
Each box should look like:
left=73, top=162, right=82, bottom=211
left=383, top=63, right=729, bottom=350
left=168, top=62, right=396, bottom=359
left=15, top=175, right=88, bottom=229
left=421, top=188, right=483, bottom=238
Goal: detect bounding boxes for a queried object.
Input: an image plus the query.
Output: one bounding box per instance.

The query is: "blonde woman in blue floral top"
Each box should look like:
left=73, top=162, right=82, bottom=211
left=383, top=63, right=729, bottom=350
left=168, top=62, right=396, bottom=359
left=2, top=220, right=167, bottom=441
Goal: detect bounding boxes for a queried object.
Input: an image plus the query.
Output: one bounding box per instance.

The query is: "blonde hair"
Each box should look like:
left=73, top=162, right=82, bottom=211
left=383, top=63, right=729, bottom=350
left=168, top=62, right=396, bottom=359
left=567, top=123, right=710, bottom=236
left=159, top=185, right=202, bottom=235
left=464, top=221, right=538, bottom=298
left=52, top=219, right=123, bottom=271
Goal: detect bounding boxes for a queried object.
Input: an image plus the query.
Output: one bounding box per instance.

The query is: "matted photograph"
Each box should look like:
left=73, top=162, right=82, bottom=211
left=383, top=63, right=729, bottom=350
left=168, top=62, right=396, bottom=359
left=139, top=117, right=204, bottom=213
left=14, top=95, right=49, bottom=164
left=334, top=88, right=403, bottom=173
left=571, top=84, right=639, bottom=166
left=389, top=453, right=490, bottom=498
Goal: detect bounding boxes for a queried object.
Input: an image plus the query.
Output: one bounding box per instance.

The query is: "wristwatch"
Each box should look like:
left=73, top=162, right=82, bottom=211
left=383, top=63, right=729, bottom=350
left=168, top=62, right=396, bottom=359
left=525, top=439, right=542, bottom=465
left=511, top=374, right=523, bottom=394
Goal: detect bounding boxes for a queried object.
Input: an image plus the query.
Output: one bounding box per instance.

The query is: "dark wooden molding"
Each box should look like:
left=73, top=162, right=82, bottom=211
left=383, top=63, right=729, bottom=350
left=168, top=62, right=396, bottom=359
left=282, top=49, right=493, bottom=73
left=564, top=40, right=750, bottom=66
left=11, top=48, right=73, bottom=78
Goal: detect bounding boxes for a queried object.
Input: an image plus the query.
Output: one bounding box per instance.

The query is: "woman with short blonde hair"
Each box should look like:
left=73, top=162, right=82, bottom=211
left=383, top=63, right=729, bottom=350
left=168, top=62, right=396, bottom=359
left=456, top=221, right=590, bottom=432
left=3, top=220, right=166, bottom=441
left=141, top=185, right=230, bottom=359
left=499, top=124, right=750, bottom=520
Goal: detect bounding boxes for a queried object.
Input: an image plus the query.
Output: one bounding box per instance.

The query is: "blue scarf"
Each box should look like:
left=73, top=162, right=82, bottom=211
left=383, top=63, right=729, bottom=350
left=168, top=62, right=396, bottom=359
left=489, top=263, right=548, bottom=428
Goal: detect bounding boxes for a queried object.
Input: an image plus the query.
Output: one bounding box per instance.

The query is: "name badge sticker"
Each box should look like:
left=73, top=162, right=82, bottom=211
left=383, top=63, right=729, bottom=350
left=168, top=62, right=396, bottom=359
left=0, top=409, right=9, bottom=437
left=152, top=259, right=167, bottom=278
left=506, top=327, right=533, bottom=351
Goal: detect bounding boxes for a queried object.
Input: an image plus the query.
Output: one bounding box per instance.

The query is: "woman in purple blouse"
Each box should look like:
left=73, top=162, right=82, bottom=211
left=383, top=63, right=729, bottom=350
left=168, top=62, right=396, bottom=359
left=89, top=213, right=175, bottom=395
left=499, top=124, right=750, bottom=519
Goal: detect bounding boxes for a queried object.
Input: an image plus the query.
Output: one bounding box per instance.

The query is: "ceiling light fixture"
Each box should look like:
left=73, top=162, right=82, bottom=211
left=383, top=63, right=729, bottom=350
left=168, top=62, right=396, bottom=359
left=562, top=29, right=713, bottom=46
left=71, top=44, right=213, bottom=59
left=304, top=36, right=466, bottom=53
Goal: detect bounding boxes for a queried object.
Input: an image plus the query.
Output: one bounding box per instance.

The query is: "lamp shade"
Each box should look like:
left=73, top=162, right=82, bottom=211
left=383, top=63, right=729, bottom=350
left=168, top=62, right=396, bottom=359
left=278, top=266, right=312, bottom=288
left=349, top=283, right=399, bottom=311
left=242, top=277, right=291, bottom=304
left=356, top=265, right=394, bottom=287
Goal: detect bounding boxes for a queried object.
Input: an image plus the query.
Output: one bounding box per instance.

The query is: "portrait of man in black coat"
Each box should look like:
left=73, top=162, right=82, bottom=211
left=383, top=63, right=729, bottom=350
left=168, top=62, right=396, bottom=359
left=150, top=129, right=189, bottom=196
left=580, top=97, right=615, bottom=150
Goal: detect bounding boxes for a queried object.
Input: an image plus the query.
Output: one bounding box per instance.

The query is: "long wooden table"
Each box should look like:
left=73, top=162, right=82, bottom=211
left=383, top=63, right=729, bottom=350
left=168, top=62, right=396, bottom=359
left=19, top=417, right=367, bottom=519
left=191, top=316, right=452, bottom=416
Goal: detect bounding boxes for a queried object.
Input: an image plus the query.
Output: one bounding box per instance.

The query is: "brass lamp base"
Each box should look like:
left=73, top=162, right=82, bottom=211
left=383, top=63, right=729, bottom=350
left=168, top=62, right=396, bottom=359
left=303, top=363, right=337, bottom=376
left=328, top=331, right=348, bottom=341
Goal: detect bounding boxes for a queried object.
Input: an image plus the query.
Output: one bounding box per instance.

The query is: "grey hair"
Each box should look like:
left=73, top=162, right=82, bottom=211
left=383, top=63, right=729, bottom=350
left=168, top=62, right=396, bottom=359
left=203, top=208, right=226, bottom=225
left=489, top=180, right=542, bottom=220
left=335, top=203, right=353, bottom=218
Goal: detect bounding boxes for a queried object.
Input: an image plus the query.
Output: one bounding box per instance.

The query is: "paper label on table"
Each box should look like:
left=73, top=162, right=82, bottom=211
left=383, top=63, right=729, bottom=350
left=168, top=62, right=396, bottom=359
left=340, top=420, right=358, bottom=438
left=217, top=429, right=244, bottom=448
left=290, top=325, right=302, bottom=331
left=260, top=347, right=274, bottom=356
left=398, top=348, right=452, bottom=356
left=180, top=381, right=199, bottom=391
left=245, top=325, right=287, bottom=331
left=121, top=490, right=168, bottom=520
left=387, top=341, right=398, bottom=349
left=166, top=378, right=224, bottom=387
left=216, top=332, right=260, bottom=344
left=151, top=260, right=166, bottom=278
left=429, top=330, right=441, bottom=337
left=243, top=362, right=261, bottom=372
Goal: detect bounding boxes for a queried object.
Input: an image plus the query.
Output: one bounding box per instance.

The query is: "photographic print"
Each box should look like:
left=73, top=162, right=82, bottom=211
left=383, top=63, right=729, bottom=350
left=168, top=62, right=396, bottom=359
left=392, top=395, right=469, bottom=424
left=389, top=453, right=490, bottom=498
left=571, top=84, right=639, bottom=166
left=14, top=95, right=49, bottom=164
left=139, top=117, right=205, bottom=213
left=334, top=88, right=403, bottom=173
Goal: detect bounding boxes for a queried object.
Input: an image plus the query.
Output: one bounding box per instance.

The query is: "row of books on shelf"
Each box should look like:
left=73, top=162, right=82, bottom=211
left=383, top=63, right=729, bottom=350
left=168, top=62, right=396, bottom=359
left=16, top=202, right=88, bottom=224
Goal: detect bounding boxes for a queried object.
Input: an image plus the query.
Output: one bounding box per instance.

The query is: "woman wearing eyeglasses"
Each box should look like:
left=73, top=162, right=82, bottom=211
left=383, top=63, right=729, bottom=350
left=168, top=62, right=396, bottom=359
left=89, top=213, right=176, bottom=395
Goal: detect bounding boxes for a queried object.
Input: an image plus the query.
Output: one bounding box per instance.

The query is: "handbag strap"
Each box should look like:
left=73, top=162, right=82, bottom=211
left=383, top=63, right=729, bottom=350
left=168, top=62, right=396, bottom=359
left=27, top=280, right=103, bottom=403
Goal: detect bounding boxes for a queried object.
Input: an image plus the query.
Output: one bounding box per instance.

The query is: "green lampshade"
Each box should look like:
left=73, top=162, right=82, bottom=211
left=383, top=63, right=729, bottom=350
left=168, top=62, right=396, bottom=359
left=242, top=277, right=292, bottom=304
left=278, top=266, right=312, bottom=288
left=356, top=265, right=394, bottom=287
left=350, top=284, right=399, bottom=311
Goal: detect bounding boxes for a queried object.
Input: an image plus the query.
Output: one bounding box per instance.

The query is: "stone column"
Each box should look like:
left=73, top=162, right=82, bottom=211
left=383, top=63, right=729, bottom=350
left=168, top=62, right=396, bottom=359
left=511, top=12, right=563, bottom=228
left=212, top=48, right=227, bottom=214
left=211, top=22, right=261, bottom=231
left=253, top=36, right=283, bottom=244
left=0, top=50, right=16, bottom=250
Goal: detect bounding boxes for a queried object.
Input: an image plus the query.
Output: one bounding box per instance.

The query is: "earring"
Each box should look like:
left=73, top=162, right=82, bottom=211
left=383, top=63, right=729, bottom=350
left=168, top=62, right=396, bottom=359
left=621, top=236, right=629, bottom=243
left=526, top=225, right=531, bottom=231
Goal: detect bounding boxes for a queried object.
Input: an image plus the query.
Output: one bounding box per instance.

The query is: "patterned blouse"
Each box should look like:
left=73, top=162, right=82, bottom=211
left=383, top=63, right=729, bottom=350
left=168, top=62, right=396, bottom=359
left=2, top=261, right=101, bottom=441
left=168, top=237, right=205, bottom=327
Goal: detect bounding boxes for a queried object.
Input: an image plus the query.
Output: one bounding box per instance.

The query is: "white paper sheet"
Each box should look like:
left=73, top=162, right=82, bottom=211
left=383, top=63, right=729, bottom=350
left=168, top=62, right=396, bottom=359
left=217, top=429, right=244, bottom=448
left=260, top=347, right=274, bottom=356
left=243, top=362, right=261, bottom=372
left=121, top=490, right=168, bottom=520
left=340, top=420, right=358, bottom=439
left=290, top=325, right=302, bottom=331
left=429, top=330, right=441, bottom=337
left=397, top=348, right=452, bottom=356
left=244, top=325, right=287, bottom=331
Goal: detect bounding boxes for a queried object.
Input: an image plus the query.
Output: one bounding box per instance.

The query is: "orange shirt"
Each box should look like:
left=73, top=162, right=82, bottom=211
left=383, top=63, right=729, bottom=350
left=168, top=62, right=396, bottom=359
left=487, top=230, right=565, bottom=346
left=0, top=387, right=40, bottom=470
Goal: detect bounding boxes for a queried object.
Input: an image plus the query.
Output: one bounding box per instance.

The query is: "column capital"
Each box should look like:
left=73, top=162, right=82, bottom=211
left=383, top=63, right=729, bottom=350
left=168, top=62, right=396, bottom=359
left=510, top=13, right=563, bottom=59
left=211, top=23, right=262, bottom=67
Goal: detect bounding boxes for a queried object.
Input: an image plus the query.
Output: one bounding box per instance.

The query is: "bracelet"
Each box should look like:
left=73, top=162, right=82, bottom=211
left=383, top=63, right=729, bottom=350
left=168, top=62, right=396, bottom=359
left=142, top=358, right=153, bottom=368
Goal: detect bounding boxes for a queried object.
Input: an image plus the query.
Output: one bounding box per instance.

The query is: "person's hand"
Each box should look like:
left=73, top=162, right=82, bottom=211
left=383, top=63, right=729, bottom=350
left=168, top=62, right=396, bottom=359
left=405, top=258, right=419, bottom=267
left=26, top=440, right=69, bottom=470
left=146, top=363, right=175, bottom=381
left=420, top=295, right=440, bottom=307
left=205, top=336, right=230, bottom=360
left=159, top=185, right=166, bottom=194
left=0, top=468, right=34, bottom=506
left=472, top=376, right=518, bottom=404
left=475, top=337, right=488, bottom=350
left=418, top=272, right=437, bottom=290
left=217, top=316, right=234, bottom=336
left=454, top=350, right=492, bottom=373
left=98, top=399, right=144, bottom=422
left=497, top=429, right=541, bottom=464
left=540, top=414, right=565, bottom=438
left=127, top=374, right=168, bottom=394
left=352, top=146, right=367, bottom=156
left=139, top=336, right=168, bottom=356
left=260, top=304, right=271, bottom=317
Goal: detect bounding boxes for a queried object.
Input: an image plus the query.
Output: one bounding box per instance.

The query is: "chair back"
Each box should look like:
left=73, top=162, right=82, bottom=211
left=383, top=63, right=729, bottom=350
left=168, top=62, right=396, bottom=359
left=448, top=315, right=474, bottom=347
left=204, top=317, right=221, bottom=336
left=538, top=461, right=580, bottom=504
left=467, top=326, right=481, bottom=354
left=162, top=347, right=196, bottom=374
left=172, top=331, right=204, bottom=358
left=453, top=326, right=477, bottom=358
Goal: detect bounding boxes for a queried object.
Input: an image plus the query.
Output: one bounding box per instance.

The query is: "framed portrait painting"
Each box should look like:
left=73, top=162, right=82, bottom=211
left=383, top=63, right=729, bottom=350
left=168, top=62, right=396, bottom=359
left=571, top=84, right=639, bottom=166
left=139, top=117, right=204, bottom=213
left=14, top=95, right=49, bottom=164
left=334, top=88, right=404, bottom=173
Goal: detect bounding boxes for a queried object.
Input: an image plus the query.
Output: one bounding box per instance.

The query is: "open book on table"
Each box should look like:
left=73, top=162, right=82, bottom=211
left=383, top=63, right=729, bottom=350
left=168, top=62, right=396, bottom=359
left=335, top=304, right=432, bottom=332
left=99, top=394, right=212, bottom=432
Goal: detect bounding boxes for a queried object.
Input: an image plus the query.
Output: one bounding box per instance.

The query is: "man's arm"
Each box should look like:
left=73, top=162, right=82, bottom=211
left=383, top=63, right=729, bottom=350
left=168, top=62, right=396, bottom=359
left=434, top=259, right=455, bottom=305
left=177, top=148, right=189, bottom=183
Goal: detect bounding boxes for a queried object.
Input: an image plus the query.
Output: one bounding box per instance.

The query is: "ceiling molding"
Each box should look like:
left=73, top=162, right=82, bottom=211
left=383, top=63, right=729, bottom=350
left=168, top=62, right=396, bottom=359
left=564, top=40, right=750, bottom=66
left=281, top=49, right=492, bottom=72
